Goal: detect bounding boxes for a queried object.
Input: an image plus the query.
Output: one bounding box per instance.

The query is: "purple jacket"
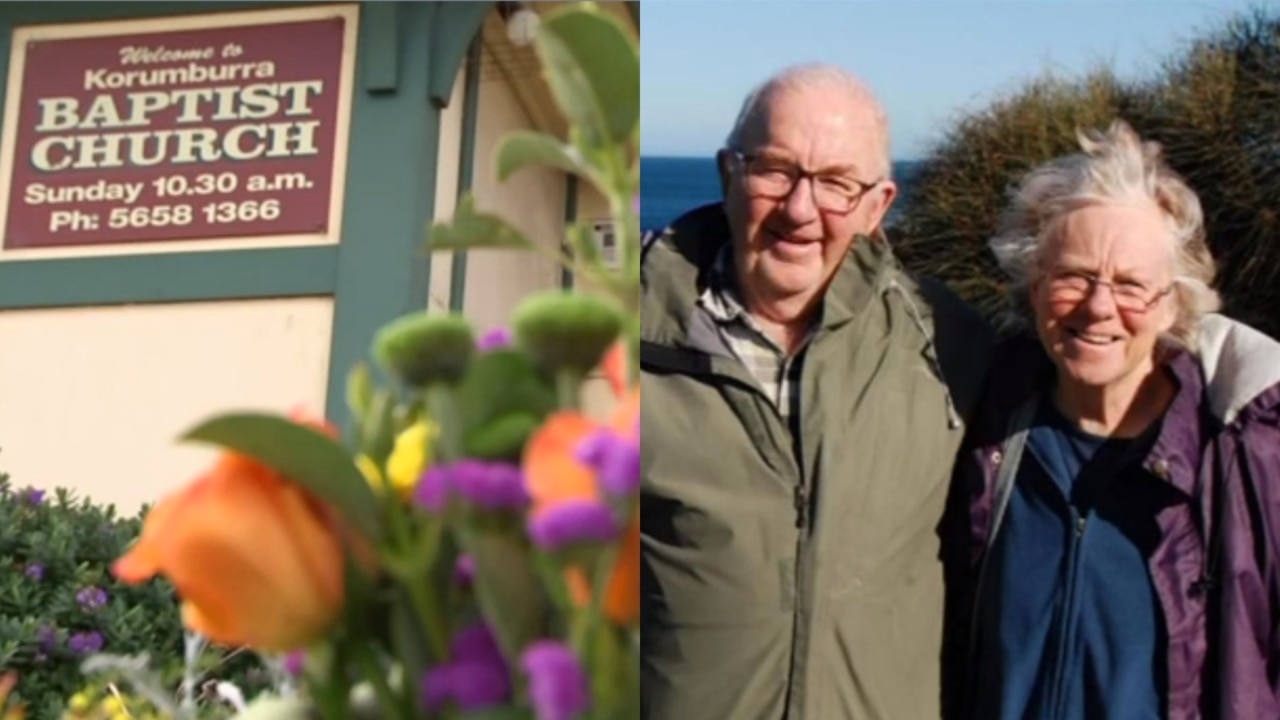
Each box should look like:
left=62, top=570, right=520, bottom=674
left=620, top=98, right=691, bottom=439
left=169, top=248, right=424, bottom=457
left=944, top=314, right=1280, bottom=720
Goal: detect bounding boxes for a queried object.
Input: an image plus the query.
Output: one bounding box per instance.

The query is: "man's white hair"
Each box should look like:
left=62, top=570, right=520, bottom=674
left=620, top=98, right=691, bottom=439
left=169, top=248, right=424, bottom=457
left=724, top=63, right=892, bottom=178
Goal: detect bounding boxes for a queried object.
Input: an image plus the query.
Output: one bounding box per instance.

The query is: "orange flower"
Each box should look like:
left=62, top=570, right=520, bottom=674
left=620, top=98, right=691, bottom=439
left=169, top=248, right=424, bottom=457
left=524, top=341, right=639, bottom=625
left=113, top=417, right=356, bottom=652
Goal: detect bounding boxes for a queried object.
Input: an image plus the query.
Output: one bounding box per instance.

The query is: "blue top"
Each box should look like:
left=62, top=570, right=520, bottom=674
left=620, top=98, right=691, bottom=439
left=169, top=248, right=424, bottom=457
left=972, top=397, right=1168, bottom=720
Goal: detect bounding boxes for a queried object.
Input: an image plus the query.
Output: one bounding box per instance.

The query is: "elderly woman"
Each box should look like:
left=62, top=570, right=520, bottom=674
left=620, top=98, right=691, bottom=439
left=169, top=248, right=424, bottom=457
left=946, top=121, right=1280, bottom=720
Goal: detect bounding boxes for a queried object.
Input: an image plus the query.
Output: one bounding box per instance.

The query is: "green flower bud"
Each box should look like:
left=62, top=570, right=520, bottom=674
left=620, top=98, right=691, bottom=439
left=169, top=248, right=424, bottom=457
left=373, top=313, right=474, bottom=387
left=512, top=292, right=623, bottom=377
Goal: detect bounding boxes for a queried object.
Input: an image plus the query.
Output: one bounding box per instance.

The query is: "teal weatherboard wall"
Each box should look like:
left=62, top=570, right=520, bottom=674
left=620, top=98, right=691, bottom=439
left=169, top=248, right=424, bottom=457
left=0, top=1, right=494, bottom=434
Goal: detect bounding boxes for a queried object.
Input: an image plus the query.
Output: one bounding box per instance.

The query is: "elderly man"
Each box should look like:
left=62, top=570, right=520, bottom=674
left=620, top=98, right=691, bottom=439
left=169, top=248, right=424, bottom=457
left=639, top=64, right=994, bottom=719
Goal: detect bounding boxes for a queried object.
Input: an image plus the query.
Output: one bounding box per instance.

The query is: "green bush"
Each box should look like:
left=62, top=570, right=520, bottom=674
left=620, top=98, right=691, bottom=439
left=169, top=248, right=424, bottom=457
left=892, top=69, right=1139, bottom=327
left=894, top=6, right=1280, bottom=339
left=0, top=470, right=265, bottom=718
left=1131, top=8, right=1280, bottom=339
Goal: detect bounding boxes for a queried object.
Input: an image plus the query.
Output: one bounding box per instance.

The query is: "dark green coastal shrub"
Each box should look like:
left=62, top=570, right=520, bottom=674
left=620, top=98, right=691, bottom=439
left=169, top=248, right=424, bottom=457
left=0, top=468, right=265, bottom=718
left=894, top=6, right=1280, bottom=340
left=1131, top=8, right=1280, bottom=339
left=892, top=70, right=1137, bottom=327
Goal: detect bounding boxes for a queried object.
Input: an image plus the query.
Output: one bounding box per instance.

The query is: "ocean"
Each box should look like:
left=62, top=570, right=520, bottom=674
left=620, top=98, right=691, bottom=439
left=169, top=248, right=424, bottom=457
left=640, top=156, right=921, bottom=232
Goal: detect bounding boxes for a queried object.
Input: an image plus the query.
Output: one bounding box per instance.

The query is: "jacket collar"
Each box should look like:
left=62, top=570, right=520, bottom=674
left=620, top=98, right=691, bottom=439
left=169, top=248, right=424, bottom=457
left=988, top=333, right=1208, bottom=497
left=640, top=202, right=902, bottom=352
left=1196, top=313, right=1280, bottom=426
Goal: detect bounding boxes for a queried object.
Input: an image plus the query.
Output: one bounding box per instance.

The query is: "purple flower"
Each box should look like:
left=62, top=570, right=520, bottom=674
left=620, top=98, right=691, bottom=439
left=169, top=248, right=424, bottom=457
left=574, top=429, right=640, bottom=495
left=450, top=461, right=528, bottom=510
left=527, top=500, right=620, bottom=551
left=421, top=665, right=454, bottom=710
left=282, top=650, right=306, bottom=676
left=68, top=631, right=103, bottom=654
left=21, top=488, right=44, bottom=505
left=414, top=461, right=528, bottom=513
left=76, top=586, right=108, bottom=611
left=414, top=466, right=451, bottom=512
left=477, top=327, right=513, bottom=352
left=24, top=563, right=44, bottom=581
left=521, top=640, right=590, bottom=720
left=419, top=624, right=511, bottom=712
left=453, top=554, right=475, bottom=587
left=449, top=657, right=510, bottom=709
left=36, top=625, right=58, bottom=652
left=450, top=624, right=504, bottom=662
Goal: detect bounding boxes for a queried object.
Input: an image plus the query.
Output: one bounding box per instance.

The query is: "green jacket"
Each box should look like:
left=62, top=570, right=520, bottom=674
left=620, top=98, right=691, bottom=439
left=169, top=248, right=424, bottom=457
left=640, top=204, right=994, bottom=720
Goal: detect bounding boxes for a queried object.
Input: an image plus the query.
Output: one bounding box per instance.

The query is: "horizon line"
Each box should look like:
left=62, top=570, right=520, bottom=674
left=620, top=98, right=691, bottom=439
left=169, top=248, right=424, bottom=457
left=641, top=154, right=926, bottom=163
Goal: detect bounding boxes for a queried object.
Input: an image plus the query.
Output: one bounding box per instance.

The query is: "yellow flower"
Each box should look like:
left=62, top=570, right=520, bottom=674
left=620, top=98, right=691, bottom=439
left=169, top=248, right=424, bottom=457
left=384, top=420, right=437, bottom=498
left=67, top=692, right=92, bottom=714
left=355, top=454, right=384, bottom=490
left=101, top=695, right=128, bottom=719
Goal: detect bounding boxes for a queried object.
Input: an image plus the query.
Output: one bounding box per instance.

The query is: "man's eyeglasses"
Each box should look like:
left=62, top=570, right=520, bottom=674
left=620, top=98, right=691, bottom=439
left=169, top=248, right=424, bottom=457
left=728, top=151, right=880, bottom=214
left=1043, top=269, right=1174, bottom=313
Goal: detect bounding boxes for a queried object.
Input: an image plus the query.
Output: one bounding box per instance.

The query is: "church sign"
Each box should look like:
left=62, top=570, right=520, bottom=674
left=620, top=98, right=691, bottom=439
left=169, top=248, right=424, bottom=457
left=0, top=5, right=358, bottom=253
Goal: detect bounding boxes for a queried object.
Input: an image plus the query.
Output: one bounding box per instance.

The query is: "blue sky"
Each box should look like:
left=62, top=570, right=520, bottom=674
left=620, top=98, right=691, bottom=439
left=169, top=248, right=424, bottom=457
left=641, top=0, right=1266, bottom=159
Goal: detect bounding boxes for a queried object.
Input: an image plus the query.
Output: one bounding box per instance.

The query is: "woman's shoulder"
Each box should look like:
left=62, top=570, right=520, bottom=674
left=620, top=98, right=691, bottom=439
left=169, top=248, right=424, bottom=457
left=1195, top=314, right=1280, bottom=429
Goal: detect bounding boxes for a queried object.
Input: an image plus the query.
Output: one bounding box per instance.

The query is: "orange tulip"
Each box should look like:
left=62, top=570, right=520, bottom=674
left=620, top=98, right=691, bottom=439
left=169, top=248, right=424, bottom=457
left=113, top=446, right=351, bottom=652
left=524, top=341, right=639, bottom=625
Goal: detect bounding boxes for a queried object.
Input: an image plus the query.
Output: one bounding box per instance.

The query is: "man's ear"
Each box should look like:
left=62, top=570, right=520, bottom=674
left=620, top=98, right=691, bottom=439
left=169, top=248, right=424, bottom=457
left=715, top=149, right=733, bottom=196
left=866, top=179, right=898, bottom=233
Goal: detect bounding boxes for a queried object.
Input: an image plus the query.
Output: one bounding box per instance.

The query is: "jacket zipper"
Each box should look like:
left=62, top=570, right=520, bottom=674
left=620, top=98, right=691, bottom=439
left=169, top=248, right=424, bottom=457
left=794, top=484, right=809, bottom=529
left=785, top=465, right=812, bottom=719
left=1047, top=512, right=1089, bottom=720
left=784, top=330, right=822, bottom=720
left=639, top=337, right=815, bottom=717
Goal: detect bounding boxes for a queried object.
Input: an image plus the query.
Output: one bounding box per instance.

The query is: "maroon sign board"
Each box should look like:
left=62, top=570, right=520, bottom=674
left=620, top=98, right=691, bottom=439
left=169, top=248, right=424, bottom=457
left=0, top=5, right=358, bottom=254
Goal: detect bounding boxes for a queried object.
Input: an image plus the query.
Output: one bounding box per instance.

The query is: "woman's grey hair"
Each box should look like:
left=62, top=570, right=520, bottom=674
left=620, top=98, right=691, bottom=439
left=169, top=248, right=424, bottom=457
left=988, top=119, right=1221, bottom=351
left=724, top=63, right=892, bottom=179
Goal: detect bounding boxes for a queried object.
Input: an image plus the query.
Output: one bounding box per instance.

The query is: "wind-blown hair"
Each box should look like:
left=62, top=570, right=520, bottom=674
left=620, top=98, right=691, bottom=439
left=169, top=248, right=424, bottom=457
left=723, top=63, right=892, bottom=179
left=988, top=119, right=1221, bottom=350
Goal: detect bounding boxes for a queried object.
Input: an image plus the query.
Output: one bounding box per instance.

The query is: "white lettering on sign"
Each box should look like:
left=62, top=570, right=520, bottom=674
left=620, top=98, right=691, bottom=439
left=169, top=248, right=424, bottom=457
left=84, top=61, right=276, bottom=90
left=30, top=122, right=321, bottom=171
left=29, top=80, right=324, bottom=170
left=118, top=45, right=217, bottom=65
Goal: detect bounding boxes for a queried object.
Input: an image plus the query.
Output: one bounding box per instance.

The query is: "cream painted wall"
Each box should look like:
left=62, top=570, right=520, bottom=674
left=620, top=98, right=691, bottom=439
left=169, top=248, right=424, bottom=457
left=464, top=58, right=566, bottom=337
left=428, top=60, right=468, bottom=314
left=0, top=298, right=334, bottom=514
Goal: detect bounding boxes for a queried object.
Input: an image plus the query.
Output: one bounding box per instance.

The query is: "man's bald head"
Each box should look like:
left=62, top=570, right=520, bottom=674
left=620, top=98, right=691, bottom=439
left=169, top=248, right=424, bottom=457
left=725, top=63, right=892, bottom=179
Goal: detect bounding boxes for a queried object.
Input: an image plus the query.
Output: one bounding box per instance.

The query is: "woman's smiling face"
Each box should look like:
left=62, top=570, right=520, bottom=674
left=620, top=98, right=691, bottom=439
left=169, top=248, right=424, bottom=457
left=1030, top=202, right=1178, bottom=394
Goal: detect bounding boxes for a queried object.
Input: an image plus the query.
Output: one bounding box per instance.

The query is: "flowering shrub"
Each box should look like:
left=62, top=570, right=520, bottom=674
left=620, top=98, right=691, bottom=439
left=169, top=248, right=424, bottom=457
left=21, top=4, right=640, bottom=719
left=0, top=477, right=266, bottom=719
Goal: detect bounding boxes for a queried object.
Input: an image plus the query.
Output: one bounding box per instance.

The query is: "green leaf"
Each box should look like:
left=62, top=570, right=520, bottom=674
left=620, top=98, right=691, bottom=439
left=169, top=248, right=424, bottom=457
left=455, top=528, right=547, bottom=667
left=454, top=350, right=557, bottom=438
left=427, top=195, right=536, bottom=253
left=495, top=130, right=589, bottom=182
left=567, top=219, right=602, bottom=267
left=462, top=412, right=543, bottom=462
left=388, top=593, right=432, bottom=690
left=180, top=413, right=381, bottom=541
left=535, top=4, right=639, bottom=147
left=357, top=390, right=398, bottom=467
left=345, top=363, right=374, bottom=423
